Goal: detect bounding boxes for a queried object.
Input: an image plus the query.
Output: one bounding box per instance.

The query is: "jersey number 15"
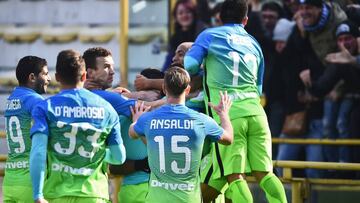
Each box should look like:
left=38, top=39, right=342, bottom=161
left=154, top=135, right=191, bottom=175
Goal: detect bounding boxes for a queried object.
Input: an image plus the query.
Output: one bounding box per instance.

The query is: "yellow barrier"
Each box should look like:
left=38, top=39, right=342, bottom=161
left=272, top=138, right=360, bottom=145
left=0, top=131, right=5, bottom=138
left=273, top=161, right=360, bottom=203
left=0, top=154, right=7, bottom=162
left=274, top=160, right=360, bottom=171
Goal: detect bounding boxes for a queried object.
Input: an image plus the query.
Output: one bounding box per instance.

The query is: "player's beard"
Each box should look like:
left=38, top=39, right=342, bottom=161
left=34, top=79, right=46, bottom=94
left=101, top=80, right=112, bottom=90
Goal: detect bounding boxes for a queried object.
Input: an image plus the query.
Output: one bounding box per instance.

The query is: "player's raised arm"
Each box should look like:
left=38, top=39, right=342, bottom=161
left=129, top=101, right=151, bottom=139
left=209, top=91, right=233, bottom=145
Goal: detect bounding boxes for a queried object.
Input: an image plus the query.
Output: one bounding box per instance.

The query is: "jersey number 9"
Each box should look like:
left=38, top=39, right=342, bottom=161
left=6, top=116, right=26, bottom=154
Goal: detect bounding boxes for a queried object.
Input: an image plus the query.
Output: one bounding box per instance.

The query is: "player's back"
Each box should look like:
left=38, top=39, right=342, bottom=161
left=198, top=25, right=266, bottom=120
left=4, top=87, right=43, bottom=187
left=34, top=88, right=119, bottom=199
left=136, top=104, right=220, bottom=203
left=204, top=25, right=264, bottom=94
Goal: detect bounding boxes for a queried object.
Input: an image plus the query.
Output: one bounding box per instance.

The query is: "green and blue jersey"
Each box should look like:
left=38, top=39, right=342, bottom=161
left=30, top=88, right=123, bottom=200
left=4, top=87, right=44, bottom=187
left=134, top=104, right=223, bottom=203
left=185, top=24, right=266, bottom=122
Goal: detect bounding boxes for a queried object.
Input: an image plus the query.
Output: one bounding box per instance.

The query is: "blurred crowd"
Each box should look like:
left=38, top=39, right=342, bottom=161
left=151, top=0, right=360, bottom=179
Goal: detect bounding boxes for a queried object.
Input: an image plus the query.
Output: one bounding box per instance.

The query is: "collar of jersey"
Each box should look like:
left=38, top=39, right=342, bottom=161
left=16, top=86, right=37, bottom=93
left=223, top=23, right=244, bottom=28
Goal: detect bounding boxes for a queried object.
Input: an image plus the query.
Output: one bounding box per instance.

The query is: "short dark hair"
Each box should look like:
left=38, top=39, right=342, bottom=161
left=164, top=66, right=190, bottom=97
left=83, top=47, right=112, bottom=70
left=16, top=56, right=47, bottom=86
left=261, top=2, right=284, bottom=18
left=140, top=68, right=164, bottom=79
left=220, top=0, right=248, bottom=24
left=55, top=49, right=85, bottom=86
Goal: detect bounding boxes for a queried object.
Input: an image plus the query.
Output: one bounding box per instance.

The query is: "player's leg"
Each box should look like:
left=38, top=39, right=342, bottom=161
left=248, top=115, right=287, bottom=203
left=201, top=182, right=223, bottom=203
left=2, top=185, right=16, bottom=203
left=118, top=182, right=148, bottom=203
left=225, top=173, right=253, bottom=203
left=47, top=196, right=110, bottom=203
left=200, top=147, right=227, bottom=202
left=215, top=117, right=253, bottom=203
left=3, top=185, right=33, bottom=203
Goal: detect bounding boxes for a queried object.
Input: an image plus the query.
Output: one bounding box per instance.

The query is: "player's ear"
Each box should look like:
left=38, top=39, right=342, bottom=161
left=28, top=73, right=36, bottom=83
left=242, top=16, right=248, bottom=26
left=87, top=68, right=94, bottom=78
left=162, top=83, right=167, bottom=95
left=55, top=73, right=61, bottom=83
left=80, top=71, right=86, bottom=82
left=184, top=85, right=191, bottom=95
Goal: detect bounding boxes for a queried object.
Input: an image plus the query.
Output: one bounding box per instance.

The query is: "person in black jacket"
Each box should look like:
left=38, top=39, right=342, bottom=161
left=308, top=21, right=360, bottom=178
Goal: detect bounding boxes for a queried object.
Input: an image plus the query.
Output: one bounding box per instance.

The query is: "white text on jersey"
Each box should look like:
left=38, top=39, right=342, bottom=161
left=51, top=163, right=94, bottom=176
left=5, top=160, right=29, bottom=169
left=151, top=180, right=195, bottom=191
left=54, top=106, right=105, bottom=119
left=150, top=119, right=194, bottom=130
left=6, top=99, right=21, bottom=111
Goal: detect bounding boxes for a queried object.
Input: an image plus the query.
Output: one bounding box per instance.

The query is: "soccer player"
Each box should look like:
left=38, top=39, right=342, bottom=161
left=129, top=67, right=234, bottom=203
left=3, top=56, right=51, bottom=203
left=83, top=47, right=153, bottom=203
left=184, top=0, right=287, bottom=202
left=30, top=49, right=126, bottom=203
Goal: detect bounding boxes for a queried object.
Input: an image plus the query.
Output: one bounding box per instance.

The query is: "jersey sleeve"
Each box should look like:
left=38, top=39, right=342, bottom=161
left=24, top=94, right=44, bottom=113
left=106, top=107, right=124, bottom=146
left=30, top=101, right=49, bottom=138
left=184, top=29, right=212, bottom=75
left=108, top=92, right=136, bottom=118
left=203, top=115, right=224, bottom=142
left=95, top=90, right=136, bottom=118
left=257, top=53, right=265, bottom=95
left=106, top=117, right=123, bottom=146
left=133, top=113, right=148, bottom=137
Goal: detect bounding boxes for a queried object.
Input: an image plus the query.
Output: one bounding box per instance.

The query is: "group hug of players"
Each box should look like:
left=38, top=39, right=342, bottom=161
left=3, top=1, right=288, bottom=203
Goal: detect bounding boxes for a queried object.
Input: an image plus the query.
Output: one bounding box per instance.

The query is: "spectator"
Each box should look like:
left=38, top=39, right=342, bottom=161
left=261, top=1, right=284, bottom=38
left=162, top=0, right=207, bottom=72
left=309, top=21, right=360, bottom=177
left=277, top=0, right=347, bottom=178
left=266, top=18, right=296, bottom=158
left=282, top=0, right=300, bottom=19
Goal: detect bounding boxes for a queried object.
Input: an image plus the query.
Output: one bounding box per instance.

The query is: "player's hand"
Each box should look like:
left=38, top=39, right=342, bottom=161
left=130, top=101, right=151, bottom=122
left=112, top=86, right=131, bottom=94
left=84, top=79, right=103, bottom=90
left=208, top=91, right=232, bottom=116
left=299, top=69, right=311, bottom=88
left=134, top=74, right=149, bottom=91
left=35, top=198, right=48, bottom=203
